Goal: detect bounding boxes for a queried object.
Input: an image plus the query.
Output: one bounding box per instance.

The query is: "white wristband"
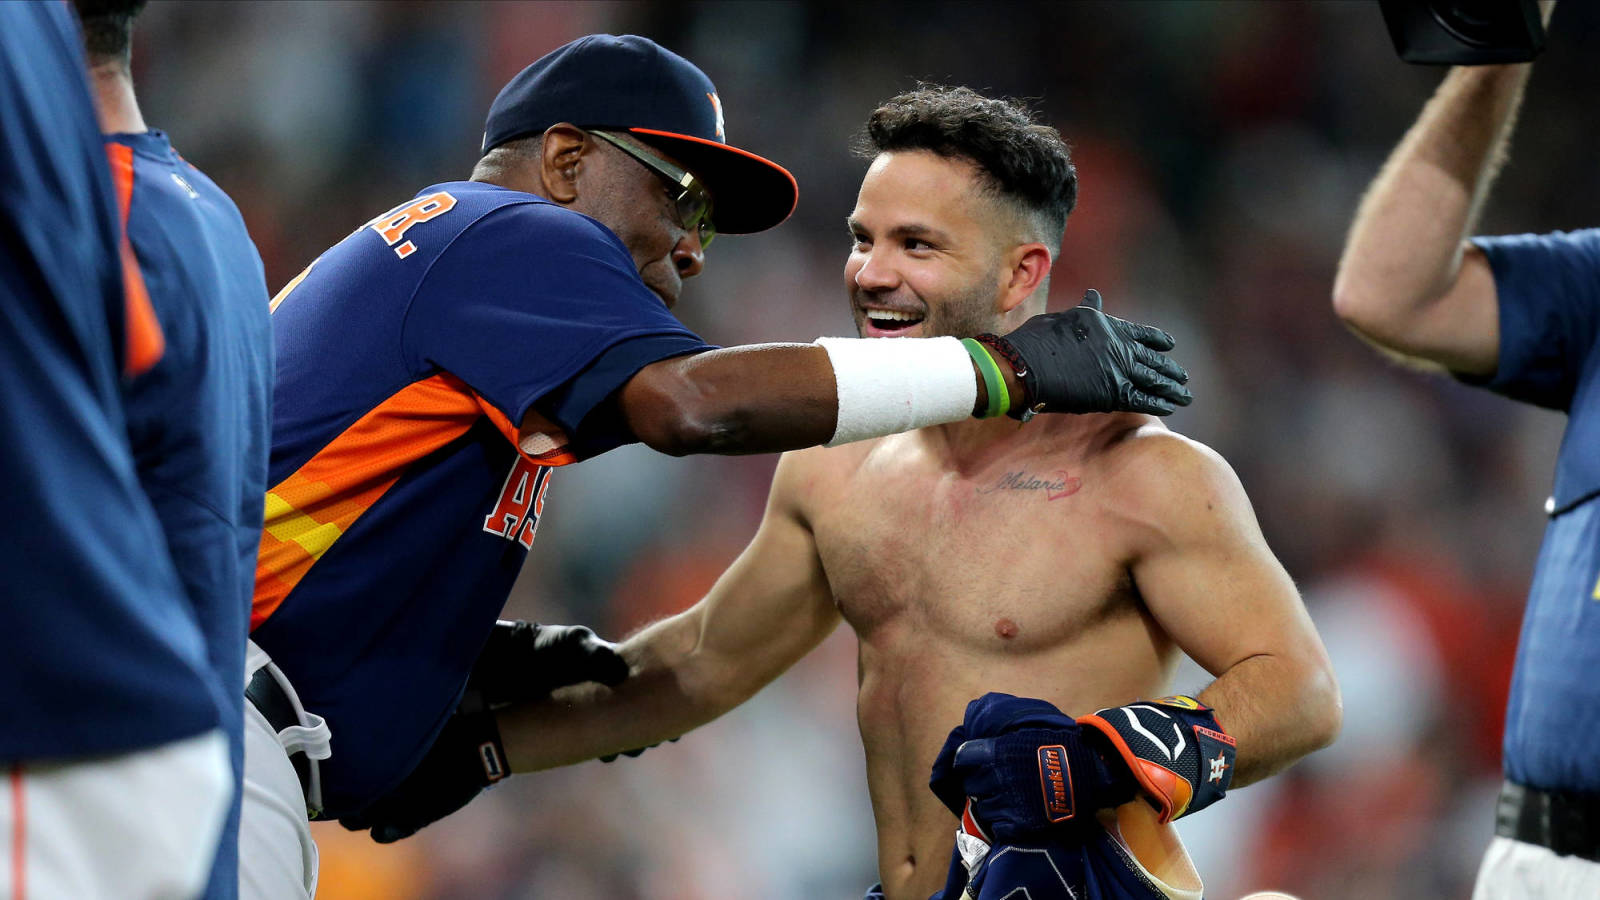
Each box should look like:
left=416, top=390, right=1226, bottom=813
left=815, top=336, right=977, bottom=446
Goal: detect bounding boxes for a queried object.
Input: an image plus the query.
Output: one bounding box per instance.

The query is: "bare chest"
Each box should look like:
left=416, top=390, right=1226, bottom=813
left=807, top=442, right=1130, bottom=649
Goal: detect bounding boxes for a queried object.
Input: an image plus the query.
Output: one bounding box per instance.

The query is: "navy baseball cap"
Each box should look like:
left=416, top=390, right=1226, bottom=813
left=482, top=34, right=797, bottom=235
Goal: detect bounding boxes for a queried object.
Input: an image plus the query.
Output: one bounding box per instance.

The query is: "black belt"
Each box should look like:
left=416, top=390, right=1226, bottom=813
left=245, top=665, right=311, bottom=800
left=1496, top=780, right=1600, bottom=862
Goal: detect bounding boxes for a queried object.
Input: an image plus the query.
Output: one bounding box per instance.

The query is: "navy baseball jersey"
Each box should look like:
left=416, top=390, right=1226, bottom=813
left=1470, top=229, right=1600, bottom=793
left=0, top=0, right=221, bottom=761
left=254, top=181, right=711, bottom=815
left=113, top=128, right=273, bottom=899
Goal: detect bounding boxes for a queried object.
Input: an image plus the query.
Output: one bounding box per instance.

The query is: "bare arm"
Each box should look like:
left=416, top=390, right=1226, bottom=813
left=607, top=293, right=1198, bottom=457
left=1124, top=434, right=1340, bottom=788
left=499, top=450, right=842, bottom=770
left=1330, top=58, right=1537, bottom=375
left=614, top=343, right=1019, bottom=456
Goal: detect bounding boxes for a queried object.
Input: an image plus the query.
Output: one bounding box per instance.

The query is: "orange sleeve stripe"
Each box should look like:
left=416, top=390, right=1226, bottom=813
left=251, top=373, right=487, bottom=627
left=475, top=396, right=521, bottom=448
left=107, top=144, right=134, bottom=228
left=105, top=143, right=164, bottom=377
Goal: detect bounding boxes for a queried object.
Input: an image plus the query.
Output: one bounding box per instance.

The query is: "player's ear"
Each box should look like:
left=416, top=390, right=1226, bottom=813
left=540, top=124, right=587, bottom=205
left=999, top=242, right=1052, bottom=314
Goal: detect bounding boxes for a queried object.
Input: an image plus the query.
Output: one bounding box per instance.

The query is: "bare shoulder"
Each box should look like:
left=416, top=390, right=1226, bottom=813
left=770, top=439, right=880, bottom=519
left=1098, top=423, right=1259, bottom=548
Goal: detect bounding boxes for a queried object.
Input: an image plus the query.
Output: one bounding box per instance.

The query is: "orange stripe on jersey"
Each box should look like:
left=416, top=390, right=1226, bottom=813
left=106, top=143, right=164, bottom=377
left=107, top=143, right=134, bottom=225
left=251, top=374, right=584, bottom=627
left=253, top=373, right=484, bottom=628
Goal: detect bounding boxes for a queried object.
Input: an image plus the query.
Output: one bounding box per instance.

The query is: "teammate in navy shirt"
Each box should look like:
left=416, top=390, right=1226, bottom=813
left=258, top=181, right=709, bottom=818
left=245, top=34, right=1193, bottom=897
left=71, top=2, right=276, bottom=897
left=0, top=2, right=231, bottom=897
left=1335, top=29, right=1600, bottom=897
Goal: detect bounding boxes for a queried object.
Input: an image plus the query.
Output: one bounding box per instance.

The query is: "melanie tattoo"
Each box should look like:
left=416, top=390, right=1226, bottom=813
left=976, top=469, right=1082, bottom=500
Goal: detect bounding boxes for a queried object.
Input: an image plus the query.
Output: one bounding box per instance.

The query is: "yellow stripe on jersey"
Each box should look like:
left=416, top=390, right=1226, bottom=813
left=252, top=372, right=542, bottom=630
left=262, top=491, right=344, bottom=563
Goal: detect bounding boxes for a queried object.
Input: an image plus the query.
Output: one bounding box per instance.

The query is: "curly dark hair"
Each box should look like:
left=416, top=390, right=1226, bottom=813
left=71, top=0, right=148, bottom=65
left=858, top=85, right=1076, bottom=246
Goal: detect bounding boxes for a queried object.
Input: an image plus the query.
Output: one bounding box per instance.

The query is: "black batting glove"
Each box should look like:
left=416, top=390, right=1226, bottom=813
left=338, top=706, right=507, bottom=843
left=985, top=289, right=1191, bottom=419
left=341, top=621, right=629, bottom=843
left=469, top=620, right=630, bottom=707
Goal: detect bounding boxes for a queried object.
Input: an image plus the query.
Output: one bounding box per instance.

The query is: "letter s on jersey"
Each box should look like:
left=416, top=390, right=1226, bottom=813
left=483, top=457, right=552, bottom=549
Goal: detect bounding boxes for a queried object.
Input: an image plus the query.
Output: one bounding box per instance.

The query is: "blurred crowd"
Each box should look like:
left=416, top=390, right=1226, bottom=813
left=125, top=2, right=1600, bottom=897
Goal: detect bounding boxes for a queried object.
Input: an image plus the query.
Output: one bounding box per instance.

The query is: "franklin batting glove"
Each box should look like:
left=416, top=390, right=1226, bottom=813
left=930, top=693, right=1137, bottom=843
left=1077, top=694, right=1236, bottom=823
left=982, top=289, right=1191, bottom=420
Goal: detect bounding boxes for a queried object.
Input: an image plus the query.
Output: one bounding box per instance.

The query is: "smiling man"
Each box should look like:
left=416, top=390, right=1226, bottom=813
left=245, top=39, right=1194, bottom=900
left=404, top=85, right=1340, bottom=900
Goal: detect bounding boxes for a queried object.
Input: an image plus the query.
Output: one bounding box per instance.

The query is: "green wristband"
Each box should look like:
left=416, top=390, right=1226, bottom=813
left=961, top=337, right=1009, bottom=418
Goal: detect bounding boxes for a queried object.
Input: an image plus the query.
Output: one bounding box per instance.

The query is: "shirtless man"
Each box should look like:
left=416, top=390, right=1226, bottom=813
left=367, top=86, right=1343, bottom=899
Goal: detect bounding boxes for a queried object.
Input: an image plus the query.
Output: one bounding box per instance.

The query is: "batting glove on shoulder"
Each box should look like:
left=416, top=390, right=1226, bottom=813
left=985, top=289, right=1191, bottom=419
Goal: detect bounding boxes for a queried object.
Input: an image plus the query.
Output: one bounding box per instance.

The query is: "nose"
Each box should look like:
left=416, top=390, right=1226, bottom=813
left=851, top=245, right=899, bottom=294
left=673, top=228, right=705, bottom=280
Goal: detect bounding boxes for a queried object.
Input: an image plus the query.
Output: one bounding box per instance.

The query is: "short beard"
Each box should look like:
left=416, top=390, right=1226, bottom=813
left=921, top=262, right=1005, bottom=339
left=848, top=257, right=1006, bottom=338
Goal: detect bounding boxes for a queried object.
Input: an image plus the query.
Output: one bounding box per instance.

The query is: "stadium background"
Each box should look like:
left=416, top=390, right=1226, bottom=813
left=126, top=2, right=1598, bottom=897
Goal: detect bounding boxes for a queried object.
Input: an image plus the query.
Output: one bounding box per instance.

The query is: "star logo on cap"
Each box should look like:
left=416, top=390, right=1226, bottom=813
left=707, top=92, right=725, bottom=141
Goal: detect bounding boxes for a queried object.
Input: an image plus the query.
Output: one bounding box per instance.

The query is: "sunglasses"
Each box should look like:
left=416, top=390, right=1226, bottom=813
left=589, top=130, right=716, bottom=249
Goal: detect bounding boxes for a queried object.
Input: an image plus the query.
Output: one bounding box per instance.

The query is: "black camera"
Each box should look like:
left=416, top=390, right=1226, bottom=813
left=1379, top=0, right=1545, bottom=65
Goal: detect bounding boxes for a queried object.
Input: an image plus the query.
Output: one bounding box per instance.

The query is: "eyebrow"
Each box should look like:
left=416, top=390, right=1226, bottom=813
left=845, top=217, right=950, bottom=243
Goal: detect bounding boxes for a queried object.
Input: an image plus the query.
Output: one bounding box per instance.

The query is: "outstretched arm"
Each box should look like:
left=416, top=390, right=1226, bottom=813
left=1331, top=18, right=1550, bottom=375
left=498, top=450, right=841, bottom=770
left=611, top=295, right=1192, bottom=456
left=1126, top=434, right=1340, bottom=788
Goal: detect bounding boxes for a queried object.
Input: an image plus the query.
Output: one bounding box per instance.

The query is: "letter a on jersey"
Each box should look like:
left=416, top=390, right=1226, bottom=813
left=483, top=458, right=551, bottom=549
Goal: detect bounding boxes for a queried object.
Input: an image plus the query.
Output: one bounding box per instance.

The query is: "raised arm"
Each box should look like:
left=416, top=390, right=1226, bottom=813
left=499, top=449, right=842, bottom=770
left=612, top=294, right=1193, bottom=457
left=1125, top=433, right=1340, bottom=788
left=1330, top=58, right=1538, bottom=374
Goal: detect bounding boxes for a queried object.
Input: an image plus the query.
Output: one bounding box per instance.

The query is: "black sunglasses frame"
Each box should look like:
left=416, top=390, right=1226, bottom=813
left=589, top=130, right=716, bottom=248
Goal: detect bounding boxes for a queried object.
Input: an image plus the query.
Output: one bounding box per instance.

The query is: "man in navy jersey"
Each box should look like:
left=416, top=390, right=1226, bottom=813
left=249, top=33, right=1194, bottom=897
left=1335, top=4, right=1600, bottom=895
left=71, top=2, right=275, bottom=897
left=0, top=2, right=231, bottom=897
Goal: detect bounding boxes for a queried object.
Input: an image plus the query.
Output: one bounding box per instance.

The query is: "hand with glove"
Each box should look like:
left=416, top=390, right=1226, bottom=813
left=929, top=692, right=1235, bottom=844
left=339, top=620, right=628, bottom=842
left=467, top=619, right=630, bottom=708
left=336, top=705, right=507, bottom=844
left=978, top=289, right=1192, bottom=419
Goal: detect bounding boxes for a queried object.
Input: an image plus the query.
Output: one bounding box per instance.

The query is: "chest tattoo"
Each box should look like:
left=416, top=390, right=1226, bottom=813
left=975, top=469, right=1082, bottom=500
